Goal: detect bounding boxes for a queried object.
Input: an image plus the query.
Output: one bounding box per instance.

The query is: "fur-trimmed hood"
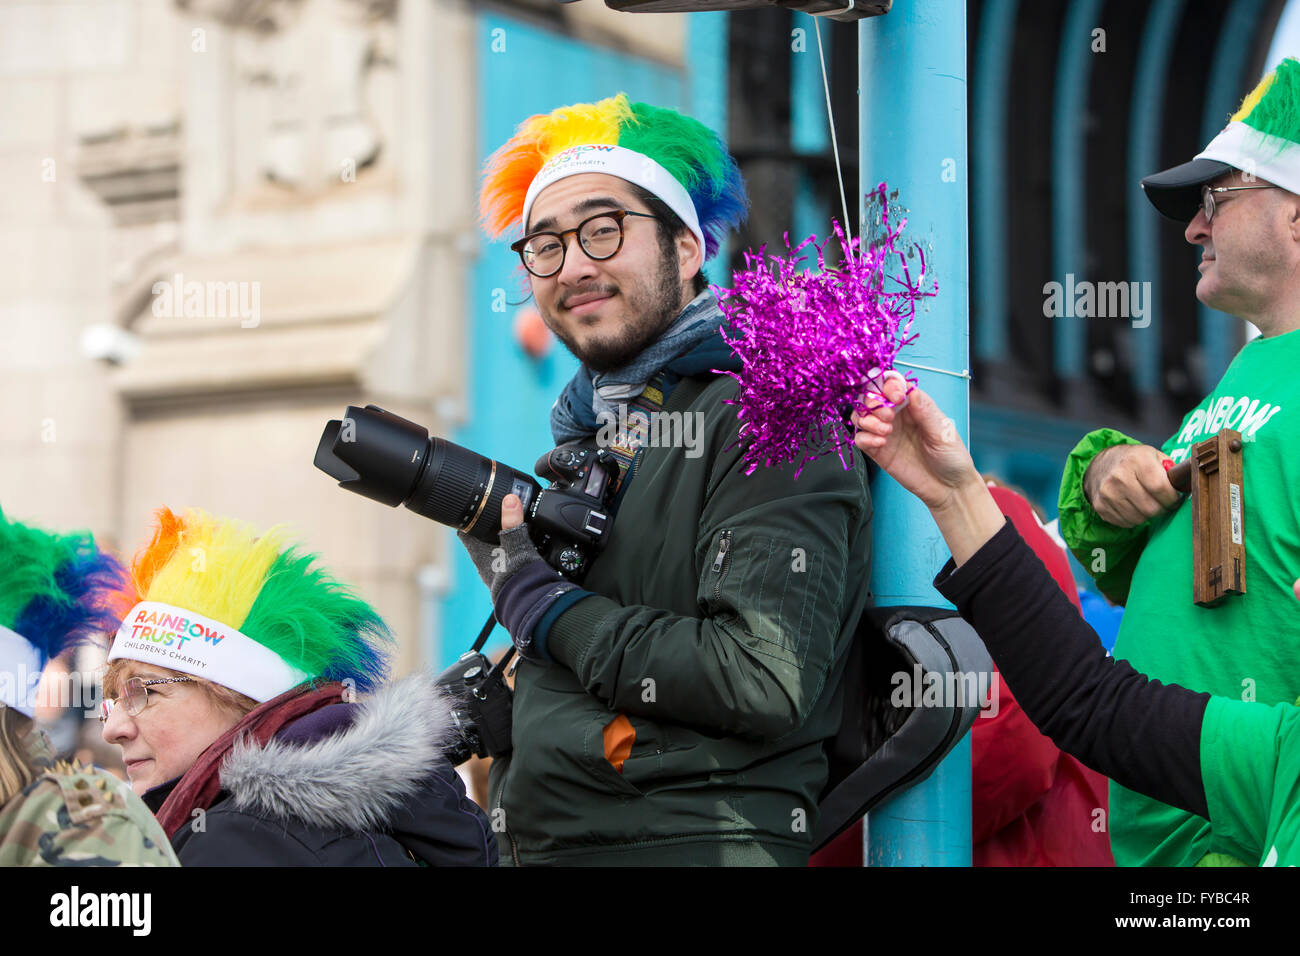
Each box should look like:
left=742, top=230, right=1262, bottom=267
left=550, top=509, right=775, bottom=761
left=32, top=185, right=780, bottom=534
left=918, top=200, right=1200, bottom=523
left=218, top=674, right=457, bottom=832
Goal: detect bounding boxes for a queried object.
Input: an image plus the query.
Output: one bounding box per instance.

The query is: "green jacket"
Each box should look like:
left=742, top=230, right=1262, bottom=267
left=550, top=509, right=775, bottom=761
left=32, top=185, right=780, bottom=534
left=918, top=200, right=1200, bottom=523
left=489, top=373, right=873, bottom=865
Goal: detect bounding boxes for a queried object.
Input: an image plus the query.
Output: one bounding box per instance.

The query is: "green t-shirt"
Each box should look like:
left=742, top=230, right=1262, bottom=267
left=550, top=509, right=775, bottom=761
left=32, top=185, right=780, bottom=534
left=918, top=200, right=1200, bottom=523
left=1110, top=327, right=1300, bottom=866
left=1202, top=697, right=1300, bottom=867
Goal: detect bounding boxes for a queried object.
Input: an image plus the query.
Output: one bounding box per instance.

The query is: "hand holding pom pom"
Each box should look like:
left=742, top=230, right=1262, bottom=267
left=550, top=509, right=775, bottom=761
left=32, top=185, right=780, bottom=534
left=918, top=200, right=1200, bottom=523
left=713, top=183, right=935, bottom=478
left=852, top=376, right=980, bottom=512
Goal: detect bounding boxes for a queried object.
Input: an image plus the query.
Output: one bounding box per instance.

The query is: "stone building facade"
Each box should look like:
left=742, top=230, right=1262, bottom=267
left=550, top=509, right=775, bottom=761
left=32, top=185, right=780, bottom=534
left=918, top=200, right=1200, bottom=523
left=0, top=0, right=686, bottom=752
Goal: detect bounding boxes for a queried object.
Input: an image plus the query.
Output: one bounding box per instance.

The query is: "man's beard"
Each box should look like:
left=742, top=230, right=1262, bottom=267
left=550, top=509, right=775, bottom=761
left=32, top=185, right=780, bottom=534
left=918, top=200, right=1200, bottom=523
left=542, top=246, right=685, bottom=373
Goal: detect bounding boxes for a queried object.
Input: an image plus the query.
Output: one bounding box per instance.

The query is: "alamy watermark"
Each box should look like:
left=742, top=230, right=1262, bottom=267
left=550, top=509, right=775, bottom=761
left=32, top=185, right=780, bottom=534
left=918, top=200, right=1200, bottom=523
left=1042, top=274, right=1152, bottom=329
left=50, top=887, right=151, bottom=936
left=152, top=272, right=261, bottom=328
left=596, top=405, right=705, bottom=459
left=1, top=666, right=104, bottom=719
left=890, top=665, right=999, bottom=717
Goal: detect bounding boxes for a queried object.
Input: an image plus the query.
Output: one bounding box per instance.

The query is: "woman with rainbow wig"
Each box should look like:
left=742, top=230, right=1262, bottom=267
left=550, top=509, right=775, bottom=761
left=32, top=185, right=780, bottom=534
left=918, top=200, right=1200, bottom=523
left=100, top=507, right=495, bottom=866
left=0, top=508, right=177, bottom=866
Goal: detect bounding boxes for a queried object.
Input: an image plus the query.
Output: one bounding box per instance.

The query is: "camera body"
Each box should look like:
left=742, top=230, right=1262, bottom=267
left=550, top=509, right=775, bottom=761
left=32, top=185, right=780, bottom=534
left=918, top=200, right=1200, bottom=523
left=529, top=444, right=619, bottom=577
left=435, top=650, right=514, bottom=765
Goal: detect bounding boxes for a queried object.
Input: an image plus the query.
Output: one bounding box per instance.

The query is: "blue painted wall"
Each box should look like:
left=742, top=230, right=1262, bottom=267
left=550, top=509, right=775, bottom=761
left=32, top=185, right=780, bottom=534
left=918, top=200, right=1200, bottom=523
left=436, top=12, right=699, bottom=669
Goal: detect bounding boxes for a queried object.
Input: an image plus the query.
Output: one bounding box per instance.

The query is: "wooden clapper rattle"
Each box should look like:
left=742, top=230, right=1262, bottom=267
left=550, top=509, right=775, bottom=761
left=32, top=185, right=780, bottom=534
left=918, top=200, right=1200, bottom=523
left=1164, top=428, right=1245, bottom=606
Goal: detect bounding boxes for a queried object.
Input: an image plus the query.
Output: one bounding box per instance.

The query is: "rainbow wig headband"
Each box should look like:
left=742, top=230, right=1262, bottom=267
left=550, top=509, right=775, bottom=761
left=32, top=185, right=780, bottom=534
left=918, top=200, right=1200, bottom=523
left=107, top=508, right=391, bottom=703
left=0, top=508, right=125, bottom=718
left=1143, top=57, right=1300, bottom=220
left=479, top=92, right=748, bottom=261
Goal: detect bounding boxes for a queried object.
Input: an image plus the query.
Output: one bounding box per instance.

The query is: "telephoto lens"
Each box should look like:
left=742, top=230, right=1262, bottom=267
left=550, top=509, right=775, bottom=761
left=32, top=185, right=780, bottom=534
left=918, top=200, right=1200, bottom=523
left=314, top=405, right=541, bottom=543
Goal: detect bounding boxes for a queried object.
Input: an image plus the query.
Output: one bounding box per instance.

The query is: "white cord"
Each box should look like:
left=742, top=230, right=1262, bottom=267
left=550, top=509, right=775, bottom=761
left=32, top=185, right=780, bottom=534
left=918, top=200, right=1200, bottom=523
left=810, top=3, right=963, bottom=387
left=811, top=1, right=857, bottom=15
left=813, top=13, right=854, bottom=251
left=893, top=360, right=973, bottom=380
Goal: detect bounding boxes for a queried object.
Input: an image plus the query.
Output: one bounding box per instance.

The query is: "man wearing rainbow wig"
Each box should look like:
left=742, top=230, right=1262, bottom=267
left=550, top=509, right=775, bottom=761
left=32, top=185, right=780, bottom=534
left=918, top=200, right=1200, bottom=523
left=1058, top=58, right=1300, bottom=866
left=470, top=94, right=873, bottom=865
left=101, top=508, right=495, bottom=866
left=0, top=508, right=177, bottom=866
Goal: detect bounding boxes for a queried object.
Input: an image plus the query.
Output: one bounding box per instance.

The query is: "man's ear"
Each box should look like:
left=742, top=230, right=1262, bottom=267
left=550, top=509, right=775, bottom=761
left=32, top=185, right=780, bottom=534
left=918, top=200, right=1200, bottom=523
left=1288, top=191, right=1300, bottom=240
left=676, top=229, right=704, bottom=281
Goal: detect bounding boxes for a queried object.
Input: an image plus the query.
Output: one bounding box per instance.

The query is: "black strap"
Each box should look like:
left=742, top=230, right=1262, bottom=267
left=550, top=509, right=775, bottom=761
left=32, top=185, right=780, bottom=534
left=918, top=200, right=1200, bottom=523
left=471, top=612, right=515, bottom=679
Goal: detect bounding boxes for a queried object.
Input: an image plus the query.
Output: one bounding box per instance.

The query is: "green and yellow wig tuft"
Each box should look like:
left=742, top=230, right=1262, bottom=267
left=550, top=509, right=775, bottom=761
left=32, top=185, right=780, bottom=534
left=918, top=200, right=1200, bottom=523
left=114, top=508, right=391, bottom=693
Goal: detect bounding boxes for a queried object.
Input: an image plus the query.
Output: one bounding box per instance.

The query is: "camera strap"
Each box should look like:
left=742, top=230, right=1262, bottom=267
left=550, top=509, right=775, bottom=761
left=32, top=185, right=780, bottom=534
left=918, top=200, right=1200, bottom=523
left=471, top=612, right=516, bottom=680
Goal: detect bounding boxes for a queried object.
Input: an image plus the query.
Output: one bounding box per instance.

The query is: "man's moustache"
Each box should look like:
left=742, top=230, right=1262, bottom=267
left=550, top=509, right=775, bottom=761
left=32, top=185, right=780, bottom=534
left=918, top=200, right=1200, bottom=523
left=563, top=287, right=618, bottom=308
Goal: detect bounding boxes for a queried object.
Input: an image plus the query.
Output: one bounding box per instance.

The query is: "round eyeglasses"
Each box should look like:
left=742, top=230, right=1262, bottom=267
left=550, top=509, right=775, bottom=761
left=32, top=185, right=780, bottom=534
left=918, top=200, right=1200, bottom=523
left=510, top=209, right=660, bottom=278
left=1200, top=183, right=1278, bottom=224
left=99, top=676, right=196, bottom=723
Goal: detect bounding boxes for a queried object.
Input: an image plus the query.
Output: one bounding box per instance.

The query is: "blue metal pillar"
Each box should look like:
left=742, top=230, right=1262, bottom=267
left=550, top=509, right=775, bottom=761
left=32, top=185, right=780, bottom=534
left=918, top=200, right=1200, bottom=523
left=859, top=0, right=971, bottom=867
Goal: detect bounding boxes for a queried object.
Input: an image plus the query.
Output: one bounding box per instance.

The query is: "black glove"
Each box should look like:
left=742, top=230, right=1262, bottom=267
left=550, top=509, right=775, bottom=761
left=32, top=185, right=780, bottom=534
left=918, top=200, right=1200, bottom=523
left=458, top=524, right=582, bottom=662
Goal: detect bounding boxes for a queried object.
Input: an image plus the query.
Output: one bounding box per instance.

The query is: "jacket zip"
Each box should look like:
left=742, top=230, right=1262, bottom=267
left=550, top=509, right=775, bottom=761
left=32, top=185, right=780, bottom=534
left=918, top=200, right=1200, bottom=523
left=493, top=764, right=520, bottom=866
left=711, top=530, right=732, bottom=600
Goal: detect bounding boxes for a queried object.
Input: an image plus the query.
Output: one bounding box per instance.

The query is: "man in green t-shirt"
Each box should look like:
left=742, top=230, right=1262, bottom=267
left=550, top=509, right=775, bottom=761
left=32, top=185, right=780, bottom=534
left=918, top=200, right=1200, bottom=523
left=1058, top=58, right=1300, bottom=866
left=854, top=375, right=1300, bottom=869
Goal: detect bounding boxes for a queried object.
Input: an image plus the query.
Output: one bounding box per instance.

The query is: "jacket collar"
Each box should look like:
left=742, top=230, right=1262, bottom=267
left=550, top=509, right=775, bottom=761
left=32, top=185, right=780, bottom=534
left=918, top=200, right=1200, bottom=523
left=217, top=674, right=454, bottom=832
left=142, top=776, right=181, bottom=815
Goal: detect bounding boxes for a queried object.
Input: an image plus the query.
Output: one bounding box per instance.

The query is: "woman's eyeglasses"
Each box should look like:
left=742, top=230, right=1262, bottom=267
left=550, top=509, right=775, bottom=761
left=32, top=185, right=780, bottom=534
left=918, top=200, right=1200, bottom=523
left=99, top=676, right=196, bottom=723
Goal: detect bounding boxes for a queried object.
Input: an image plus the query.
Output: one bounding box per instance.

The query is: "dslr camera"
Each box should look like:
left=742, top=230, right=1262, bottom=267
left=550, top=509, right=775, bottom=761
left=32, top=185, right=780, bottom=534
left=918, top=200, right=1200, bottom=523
left=314, top=404, right=622, bottom=762
left=313, top=404, right=619, bottom=578
left=434, top=649, right=514, bottom=765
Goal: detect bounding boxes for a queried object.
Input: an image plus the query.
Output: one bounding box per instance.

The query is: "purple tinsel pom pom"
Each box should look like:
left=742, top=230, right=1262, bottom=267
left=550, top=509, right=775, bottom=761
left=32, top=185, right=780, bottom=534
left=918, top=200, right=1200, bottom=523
left=713, top=182, right=935, bottom=478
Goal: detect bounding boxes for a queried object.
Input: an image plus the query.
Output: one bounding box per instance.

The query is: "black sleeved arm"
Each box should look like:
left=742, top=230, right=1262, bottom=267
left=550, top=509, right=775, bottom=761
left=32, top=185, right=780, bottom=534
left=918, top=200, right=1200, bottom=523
left=933, top=519, right=1212, bottom=820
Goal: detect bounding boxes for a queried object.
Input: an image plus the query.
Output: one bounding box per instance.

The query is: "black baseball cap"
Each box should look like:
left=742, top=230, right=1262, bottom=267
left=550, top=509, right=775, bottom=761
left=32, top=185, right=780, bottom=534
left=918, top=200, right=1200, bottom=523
left=1139, top=157, right=1234, bottom=222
